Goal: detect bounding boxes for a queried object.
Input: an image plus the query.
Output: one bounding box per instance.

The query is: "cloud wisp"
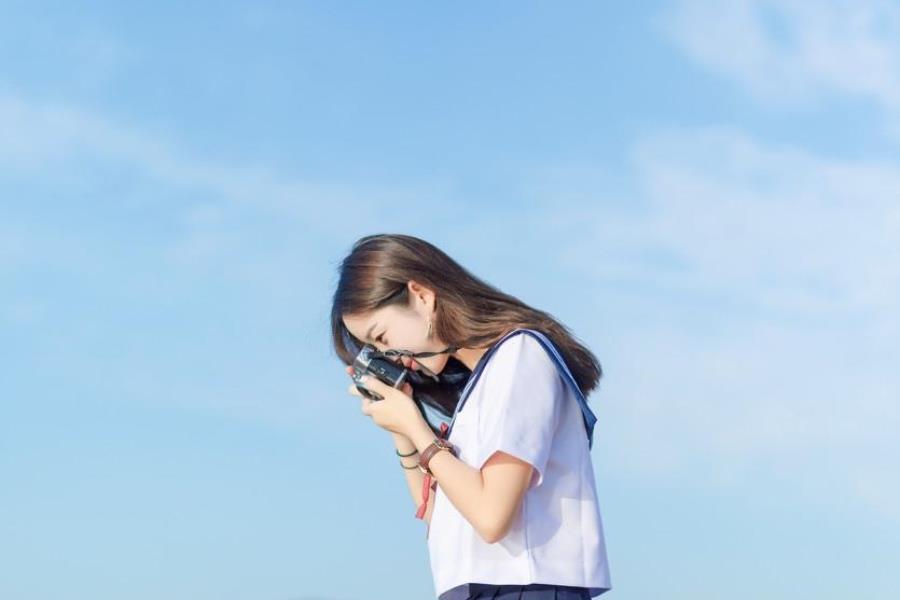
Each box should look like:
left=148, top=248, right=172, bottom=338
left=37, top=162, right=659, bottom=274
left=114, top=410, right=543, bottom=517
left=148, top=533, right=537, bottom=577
left=526, top=124, right=900, bottom=522
left=658, top=0, right=900, bottom=136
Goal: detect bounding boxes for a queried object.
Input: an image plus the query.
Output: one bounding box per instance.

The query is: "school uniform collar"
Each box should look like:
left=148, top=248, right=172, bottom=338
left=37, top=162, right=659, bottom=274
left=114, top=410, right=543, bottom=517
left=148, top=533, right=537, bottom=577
left=443, top=328, right=598, bottom=449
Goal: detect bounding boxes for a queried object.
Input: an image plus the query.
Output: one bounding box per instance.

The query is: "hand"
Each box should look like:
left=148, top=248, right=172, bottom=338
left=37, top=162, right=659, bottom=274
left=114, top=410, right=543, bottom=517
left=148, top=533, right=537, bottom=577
left=345, top=366, right=424, bottom=438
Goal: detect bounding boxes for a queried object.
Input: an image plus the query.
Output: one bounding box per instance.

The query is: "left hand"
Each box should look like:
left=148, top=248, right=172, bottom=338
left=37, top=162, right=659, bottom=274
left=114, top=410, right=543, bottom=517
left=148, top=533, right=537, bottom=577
left=347, top=373, right=425, bottom=438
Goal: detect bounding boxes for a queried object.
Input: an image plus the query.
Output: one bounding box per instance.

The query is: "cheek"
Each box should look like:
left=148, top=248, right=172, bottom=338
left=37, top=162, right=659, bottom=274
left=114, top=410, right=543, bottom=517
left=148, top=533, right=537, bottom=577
left=419, top=354, right=449, bottom=374
left=393, top=326, right=424, bottom=351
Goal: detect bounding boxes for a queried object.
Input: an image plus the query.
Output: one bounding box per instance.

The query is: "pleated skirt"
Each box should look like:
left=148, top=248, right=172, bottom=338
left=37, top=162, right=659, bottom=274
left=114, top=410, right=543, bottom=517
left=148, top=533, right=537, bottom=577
left=438, top=582, right=592, bottom=600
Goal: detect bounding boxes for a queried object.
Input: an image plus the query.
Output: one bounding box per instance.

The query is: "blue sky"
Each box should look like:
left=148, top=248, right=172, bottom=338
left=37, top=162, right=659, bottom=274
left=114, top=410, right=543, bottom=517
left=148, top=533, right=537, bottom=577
left=2, top=1, right=899, bottom=599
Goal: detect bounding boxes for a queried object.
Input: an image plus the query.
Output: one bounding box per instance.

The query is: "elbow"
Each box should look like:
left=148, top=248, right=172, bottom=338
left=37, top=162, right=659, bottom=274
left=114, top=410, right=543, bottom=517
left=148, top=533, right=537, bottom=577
left=478, top=516, right=511, bottom=544
left=480, top=529, right=504, bottom=545
left=477, top=527, right=500, bottom=544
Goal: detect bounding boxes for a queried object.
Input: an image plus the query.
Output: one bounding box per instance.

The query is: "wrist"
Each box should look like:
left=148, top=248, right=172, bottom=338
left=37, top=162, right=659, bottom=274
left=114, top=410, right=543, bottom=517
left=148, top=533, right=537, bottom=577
left=410, top=420, right=439, bottom=455
left=390, top=431, right=417, bottom=455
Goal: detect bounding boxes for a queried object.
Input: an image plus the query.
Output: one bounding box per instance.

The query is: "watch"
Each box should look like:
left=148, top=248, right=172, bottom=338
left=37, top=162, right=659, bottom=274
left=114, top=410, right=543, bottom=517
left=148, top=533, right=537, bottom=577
left=417, top=437, right=456, bottom=476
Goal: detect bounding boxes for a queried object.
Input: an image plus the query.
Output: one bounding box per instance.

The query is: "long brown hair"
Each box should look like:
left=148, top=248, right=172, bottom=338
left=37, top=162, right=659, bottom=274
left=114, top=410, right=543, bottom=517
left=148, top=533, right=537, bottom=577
left=330, top=234, right=603, bottom=412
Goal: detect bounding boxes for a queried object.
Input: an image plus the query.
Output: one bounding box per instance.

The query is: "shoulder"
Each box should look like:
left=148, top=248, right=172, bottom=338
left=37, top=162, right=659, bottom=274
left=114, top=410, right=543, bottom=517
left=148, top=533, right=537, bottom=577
left=489, top=329, right=554, bottom=365
left=480, top=330, right=559, bottom=388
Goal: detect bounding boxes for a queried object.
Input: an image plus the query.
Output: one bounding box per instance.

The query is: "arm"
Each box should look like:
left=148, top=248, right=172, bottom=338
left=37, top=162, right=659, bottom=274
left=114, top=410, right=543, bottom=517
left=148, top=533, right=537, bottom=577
left=354, top=370, right=437, bottom=524
left=409, top=421, right=534, bottom=543
left=349, top=351, right=543, bottom=538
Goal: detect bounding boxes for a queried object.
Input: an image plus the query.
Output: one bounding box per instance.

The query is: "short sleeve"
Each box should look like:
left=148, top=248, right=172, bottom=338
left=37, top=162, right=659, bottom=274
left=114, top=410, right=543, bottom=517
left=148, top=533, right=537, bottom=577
left=473, top=332, right=563, bottom=489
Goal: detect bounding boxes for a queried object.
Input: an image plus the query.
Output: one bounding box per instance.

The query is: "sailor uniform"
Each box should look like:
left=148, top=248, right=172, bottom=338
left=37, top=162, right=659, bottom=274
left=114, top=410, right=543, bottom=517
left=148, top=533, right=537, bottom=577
left=426, top=328, right=612, bottom=599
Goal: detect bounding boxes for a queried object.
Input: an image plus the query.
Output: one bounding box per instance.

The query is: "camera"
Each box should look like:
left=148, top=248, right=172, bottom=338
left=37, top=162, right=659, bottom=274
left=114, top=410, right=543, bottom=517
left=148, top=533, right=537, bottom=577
left=350, top=343, right=410, bottom=401
left=346, top=337, right=471, bottom=437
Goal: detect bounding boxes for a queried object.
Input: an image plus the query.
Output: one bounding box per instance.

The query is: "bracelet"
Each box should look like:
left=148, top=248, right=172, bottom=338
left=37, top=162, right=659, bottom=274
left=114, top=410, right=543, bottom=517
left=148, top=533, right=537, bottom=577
left=397, top=444, right=420, bottom=469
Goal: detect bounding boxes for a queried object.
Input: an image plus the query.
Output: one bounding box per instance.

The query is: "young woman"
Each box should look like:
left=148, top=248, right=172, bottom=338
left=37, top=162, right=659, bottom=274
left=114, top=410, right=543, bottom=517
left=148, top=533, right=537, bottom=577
left=332, top=234, right=612, bottom=599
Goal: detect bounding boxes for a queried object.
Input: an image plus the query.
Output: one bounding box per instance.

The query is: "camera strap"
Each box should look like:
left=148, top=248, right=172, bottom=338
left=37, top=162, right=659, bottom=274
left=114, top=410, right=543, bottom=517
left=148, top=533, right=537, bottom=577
left=377, top=346, right=459, bottom=381
left=379, top=346, right=459, bottom=359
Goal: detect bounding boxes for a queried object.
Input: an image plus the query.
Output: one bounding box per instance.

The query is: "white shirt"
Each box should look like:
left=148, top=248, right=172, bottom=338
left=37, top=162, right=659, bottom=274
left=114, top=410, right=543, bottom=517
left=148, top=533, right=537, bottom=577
left=426, top=329, right=612, bottom=598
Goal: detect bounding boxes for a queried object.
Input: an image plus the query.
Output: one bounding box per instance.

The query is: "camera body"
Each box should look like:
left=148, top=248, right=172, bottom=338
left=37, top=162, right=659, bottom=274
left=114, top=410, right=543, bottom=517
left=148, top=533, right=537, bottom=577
left=346, top=339, right=471, bottom=436
left=351, top=343, right=410, bottom=400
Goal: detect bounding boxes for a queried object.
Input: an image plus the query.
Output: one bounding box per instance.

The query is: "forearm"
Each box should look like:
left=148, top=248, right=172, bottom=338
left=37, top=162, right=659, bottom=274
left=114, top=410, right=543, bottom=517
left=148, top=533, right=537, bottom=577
left=408, top=421, right=493, bottom=541
left=390, top=432, right=435, bottom=522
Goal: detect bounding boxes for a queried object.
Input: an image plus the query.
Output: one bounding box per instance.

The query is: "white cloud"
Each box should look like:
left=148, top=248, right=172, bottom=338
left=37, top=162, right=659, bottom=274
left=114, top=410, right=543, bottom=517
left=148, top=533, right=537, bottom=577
left=522, top=126, right=900, bottom=521
left=0, top=91, right=448, bottom=430
left=630, top=126, right=900, bottom=318
left=0, top=91, right=459, bottom=309
left=3, top=85, right=897, bottom=523
left=532, top=126, right=900, bottom=322
left=658, top=0, right=900, bottom=133
left=0, top=93, right=440, bottom=241
left=635, top=4, right=900, bottom=520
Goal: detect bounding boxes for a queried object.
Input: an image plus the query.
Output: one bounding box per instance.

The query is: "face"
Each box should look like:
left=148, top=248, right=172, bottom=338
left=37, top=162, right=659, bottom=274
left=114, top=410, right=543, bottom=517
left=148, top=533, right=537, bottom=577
left=342, top=280, right=453, bottom=376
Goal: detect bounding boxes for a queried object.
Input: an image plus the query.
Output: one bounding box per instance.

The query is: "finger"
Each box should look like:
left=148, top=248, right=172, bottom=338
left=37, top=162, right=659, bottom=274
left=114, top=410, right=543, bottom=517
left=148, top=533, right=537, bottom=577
left=359, top=375, right=388, bottom=392
left=360, top=396, right=373, bottom=416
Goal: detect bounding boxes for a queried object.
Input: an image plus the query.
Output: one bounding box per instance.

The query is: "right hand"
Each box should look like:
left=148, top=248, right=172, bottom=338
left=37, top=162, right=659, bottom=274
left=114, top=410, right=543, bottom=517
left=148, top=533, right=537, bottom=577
left=345, top=365, right=416, bottom=427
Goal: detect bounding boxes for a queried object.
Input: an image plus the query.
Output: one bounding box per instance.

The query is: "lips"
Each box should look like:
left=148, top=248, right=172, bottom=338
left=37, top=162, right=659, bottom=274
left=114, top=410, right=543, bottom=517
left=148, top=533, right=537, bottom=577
left=401, top=357, right=418, bottom=370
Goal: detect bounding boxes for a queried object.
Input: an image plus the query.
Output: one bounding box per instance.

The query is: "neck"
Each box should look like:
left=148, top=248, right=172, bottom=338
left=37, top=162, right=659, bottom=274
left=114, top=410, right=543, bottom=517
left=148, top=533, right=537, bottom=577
left=452, top=346, right=490, bottom=372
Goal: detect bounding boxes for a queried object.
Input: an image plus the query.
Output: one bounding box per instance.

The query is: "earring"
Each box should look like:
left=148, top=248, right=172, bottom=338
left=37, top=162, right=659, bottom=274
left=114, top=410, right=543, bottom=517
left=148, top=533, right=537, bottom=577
left=426, top=319, right=433, bottom=338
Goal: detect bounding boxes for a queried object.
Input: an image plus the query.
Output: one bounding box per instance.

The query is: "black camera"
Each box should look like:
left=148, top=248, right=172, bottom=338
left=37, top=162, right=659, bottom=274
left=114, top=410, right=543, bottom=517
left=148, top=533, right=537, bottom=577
left=346, top=337, right=472, bottom=436
left=350, top=343, right=410, bottom=400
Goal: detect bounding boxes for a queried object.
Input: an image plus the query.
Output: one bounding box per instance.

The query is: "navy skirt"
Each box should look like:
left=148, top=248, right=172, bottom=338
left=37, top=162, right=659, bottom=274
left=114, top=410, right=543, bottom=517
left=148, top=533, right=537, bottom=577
left=438, top=582, right=592, bottom=600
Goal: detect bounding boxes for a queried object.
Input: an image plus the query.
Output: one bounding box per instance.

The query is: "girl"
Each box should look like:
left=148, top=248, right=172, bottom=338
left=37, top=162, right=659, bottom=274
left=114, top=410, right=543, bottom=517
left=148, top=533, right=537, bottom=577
left=332, top=234, right=612, bottom=599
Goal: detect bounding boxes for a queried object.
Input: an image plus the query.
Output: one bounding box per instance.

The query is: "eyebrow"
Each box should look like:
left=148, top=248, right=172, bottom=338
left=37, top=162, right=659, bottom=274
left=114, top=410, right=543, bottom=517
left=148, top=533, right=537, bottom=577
left=365, top=322, right=378, bottom=343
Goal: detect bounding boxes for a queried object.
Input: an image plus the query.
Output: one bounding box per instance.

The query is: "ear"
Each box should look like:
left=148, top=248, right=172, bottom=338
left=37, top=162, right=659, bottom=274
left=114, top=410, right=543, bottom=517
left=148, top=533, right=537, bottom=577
left=407, top=280, right=436, bottom=312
